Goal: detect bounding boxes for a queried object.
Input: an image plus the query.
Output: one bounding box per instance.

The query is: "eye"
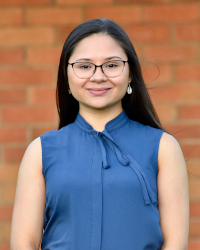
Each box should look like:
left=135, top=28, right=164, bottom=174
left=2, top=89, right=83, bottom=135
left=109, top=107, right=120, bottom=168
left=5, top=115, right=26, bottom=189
left=106, top=63, right=118, bottom=68
left=75, top=62, right=92, bottom=70
left=79, top=64, right=91, bottom=69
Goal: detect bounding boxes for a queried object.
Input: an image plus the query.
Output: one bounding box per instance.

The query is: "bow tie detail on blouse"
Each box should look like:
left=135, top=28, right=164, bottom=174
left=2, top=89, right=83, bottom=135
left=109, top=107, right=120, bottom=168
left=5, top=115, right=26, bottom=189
left=96, top=130, right=157, bottom=205
left=97, top=130, right=129, bottom=169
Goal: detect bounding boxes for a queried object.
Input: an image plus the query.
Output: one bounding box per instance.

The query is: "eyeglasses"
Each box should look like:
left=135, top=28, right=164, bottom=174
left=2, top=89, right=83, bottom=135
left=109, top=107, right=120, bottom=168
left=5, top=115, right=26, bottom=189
left=68, top=60, right=128, bottom=79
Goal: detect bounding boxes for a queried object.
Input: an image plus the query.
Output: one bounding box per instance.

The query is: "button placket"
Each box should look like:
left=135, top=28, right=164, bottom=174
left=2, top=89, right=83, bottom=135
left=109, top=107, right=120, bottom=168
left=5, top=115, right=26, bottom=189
left=90, top=136, right=103, bottom=250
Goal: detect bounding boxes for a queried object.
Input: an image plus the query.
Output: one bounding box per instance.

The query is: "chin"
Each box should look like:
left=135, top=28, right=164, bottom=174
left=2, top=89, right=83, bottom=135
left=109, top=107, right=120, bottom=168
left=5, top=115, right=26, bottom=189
left=91, top=106, right=109, bottom=110
left=84, top=103, right=110, bottom=110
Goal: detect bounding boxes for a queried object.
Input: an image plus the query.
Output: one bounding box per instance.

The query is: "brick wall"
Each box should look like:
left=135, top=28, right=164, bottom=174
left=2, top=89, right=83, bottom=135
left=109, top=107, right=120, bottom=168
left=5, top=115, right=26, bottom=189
left=0, top=0, right=199, bottom=249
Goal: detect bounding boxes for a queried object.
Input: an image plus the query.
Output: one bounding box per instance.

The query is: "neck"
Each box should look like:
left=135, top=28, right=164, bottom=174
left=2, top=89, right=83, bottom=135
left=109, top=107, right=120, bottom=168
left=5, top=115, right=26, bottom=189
left=79, top=104, right=123, bottom=132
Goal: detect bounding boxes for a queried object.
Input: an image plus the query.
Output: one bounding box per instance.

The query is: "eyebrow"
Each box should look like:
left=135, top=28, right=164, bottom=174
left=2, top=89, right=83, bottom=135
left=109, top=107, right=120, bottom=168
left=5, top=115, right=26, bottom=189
left=106, top=56, right=122, bottom=60
left=75, top=56, right=122, bottom=62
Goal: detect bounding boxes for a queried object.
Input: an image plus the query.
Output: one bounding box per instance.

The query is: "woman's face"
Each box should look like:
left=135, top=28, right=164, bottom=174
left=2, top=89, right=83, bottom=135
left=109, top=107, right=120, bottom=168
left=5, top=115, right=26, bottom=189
left=67, top=33, right=131, bottom=112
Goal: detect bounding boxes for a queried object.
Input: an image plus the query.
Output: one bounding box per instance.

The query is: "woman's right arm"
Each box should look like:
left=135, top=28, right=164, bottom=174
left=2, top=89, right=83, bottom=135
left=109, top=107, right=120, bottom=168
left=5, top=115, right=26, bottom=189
left=10, top=137, right=46, bottom=250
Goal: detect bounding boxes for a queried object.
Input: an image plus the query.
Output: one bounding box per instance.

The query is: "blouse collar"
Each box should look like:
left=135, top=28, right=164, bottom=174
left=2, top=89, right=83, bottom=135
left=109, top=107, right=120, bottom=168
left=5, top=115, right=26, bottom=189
left=75, top=109, right=129, bottom=134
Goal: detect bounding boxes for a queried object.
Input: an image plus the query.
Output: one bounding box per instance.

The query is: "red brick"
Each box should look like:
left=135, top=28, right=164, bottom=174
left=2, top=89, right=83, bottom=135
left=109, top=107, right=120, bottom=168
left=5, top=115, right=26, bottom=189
left=0, top=0, right=50, bottom=5
left=0, top=49, right=23, bottom=65
left=142, top=65, right=171, bottom=84
left=4, top=147, right=26, bottom=163
left=0, top=186, right=3, bottom=204
left=144, top=45, right=198, bottom=62
left=189, top=220, right=200, bottom=237
left=2, top=223, right=11, bottom=244
left=0, top=225, right=3, bottom=243
left=2, top=107, right=56, bottom=123
left=123, top=25, right=170, bottom=42
left=190, top=202, right=200, bottom=217
left=0, top=69, right=53, bottom=85
left=149, top=84, right=199, bottom=102
left=144, top=4, right=199, bottom=22
left=188, top=240, right=200, bottom=250
left=176, top=0, right=200, bottom=1
left=86, top=6, right=141, bottom=23
left=0, top=166, right=19, bottom=183
left=164, top=124, right=200, bottom=140
left=27, top=8, right=82, bottom=25
left=117, top=0, right=170, bottom=2
left=4, top=184, right=16, bottom=204
left=134, top=46, right=142, bottom=59
left=176, top=24, right=200, bottom=41
left=0, top=206, right=13, bottom=221
left=178, top=105, right=200, bottom=119
left=57, top=26, right=78, bottom=43
left=27, top=47, right=62, bottom=64
left=0, top=246, right=10, bottom=250
left=187, top=161, right=200, bottom=180
left=181, top=144, right=200, bottom=159
left=57, top=0, right=112, bottom=4
left=0, top=89, right=25, bottom=104
left=0, top=128, right=26, bottom=143
left=32, top=126, right=57, bottom=140
left=29, top=87, right=56, bottom=105
left=176, top=65, right=200, bottom=81
left=0, top=9, right=22, bottom=25
left=153, top=103, right=175, bottom=122
left=0, top=28, right=54, bottom=46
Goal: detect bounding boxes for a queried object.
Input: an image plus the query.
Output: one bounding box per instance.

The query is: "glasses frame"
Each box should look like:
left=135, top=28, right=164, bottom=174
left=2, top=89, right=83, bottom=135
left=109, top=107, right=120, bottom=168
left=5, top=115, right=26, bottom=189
left=67, top=60, right=128, bottom=79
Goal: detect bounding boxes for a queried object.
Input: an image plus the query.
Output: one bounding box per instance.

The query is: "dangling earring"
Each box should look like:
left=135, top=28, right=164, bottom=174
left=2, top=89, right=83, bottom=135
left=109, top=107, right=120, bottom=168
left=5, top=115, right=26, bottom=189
left=127, top=83, right=132, bottom=94
left=68, top=88, right=71, bottom=94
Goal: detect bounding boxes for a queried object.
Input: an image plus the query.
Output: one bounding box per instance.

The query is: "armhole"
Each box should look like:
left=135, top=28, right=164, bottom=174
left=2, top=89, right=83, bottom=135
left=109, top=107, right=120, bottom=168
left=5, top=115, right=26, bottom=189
left=155, top=130, right=165, bottom=175
left=40, top=134, right=46, bottom=179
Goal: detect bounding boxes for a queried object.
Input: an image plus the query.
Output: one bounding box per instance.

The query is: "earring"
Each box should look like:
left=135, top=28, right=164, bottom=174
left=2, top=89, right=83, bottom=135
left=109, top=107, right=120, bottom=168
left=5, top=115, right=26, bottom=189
left=68, top=88, right=71, bottom=94
left=127, top=83, right=132, bottom=94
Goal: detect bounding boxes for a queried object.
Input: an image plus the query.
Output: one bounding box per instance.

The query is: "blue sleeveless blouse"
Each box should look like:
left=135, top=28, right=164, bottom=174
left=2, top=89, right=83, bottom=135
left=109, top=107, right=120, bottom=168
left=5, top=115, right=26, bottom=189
left=40, top=110, right=164, bottom=250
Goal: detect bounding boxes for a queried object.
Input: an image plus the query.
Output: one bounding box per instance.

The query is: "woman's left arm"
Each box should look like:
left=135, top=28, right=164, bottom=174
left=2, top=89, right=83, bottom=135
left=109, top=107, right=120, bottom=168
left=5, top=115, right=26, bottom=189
left=157, top=132, right=189, bottom=250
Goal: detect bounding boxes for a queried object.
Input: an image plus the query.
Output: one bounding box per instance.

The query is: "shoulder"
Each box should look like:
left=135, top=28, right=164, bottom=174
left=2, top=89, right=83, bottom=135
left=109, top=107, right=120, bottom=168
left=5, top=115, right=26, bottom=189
left=21, top=137, right=42, bottom=167
left=129, top=119, right=163, bottom=135
left=158, top=132, right=182, bottom=157
left=40, top=123, right=76, bottom=143
left=158, top=132, right=185, bottom=172
left=17, top=137, right=43, bottom=184
left=24, top=137, right=42, bottom=157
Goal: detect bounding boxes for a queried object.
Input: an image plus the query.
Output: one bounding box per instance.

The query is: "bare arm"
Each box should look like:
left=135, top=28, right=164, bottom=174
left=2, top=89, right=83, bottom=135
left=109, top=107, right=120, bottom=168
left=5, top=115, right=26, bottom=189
left=158, top=132, right=189, bottom=250
left=10, top=137, right=46, bottom=250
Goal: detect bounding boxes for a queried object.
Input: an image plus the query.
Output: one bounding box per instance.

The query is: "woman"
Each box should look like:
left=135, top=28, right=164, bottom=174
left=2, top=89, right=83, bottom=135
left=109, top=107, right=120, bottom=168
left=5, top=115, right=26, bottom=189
left=10, top=19, right=189, bottom=250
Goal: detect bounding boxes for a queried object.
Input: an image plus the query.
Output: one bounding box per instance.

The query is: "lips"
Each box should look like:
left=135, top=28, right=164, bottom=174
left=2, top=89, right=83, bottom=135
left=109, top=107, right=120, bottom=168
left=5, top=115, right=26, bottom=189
left=87, top=88, right=111, bottom=90
left=87, top=88, right=111, bottom=95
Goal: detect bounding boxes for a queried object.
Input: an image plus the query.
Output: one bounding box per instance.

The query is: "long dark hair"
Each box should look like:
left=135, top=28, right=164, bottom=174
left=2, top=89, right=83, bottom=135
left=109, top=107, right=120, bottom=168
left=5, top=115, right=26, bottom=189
left=56, top=18, right=167, bottom=132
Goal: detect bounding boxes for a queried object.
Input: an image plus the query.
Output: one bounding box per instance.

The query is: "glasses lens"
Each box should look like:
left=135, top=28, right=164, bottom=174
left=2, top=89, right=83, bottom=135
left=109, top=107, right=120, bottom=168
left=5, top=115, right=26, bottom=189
left=73, top=62, right=95, bottom=79
left=103, top=60, right=124, bottom=77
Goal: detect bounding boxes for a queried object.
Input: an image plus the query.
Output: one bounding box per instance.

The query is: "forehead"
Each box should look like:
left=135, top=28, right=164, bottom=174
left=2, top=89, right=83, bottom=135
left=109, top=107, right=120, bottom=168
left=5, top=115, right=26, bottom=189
left=70, top=33, right=127, bottom=61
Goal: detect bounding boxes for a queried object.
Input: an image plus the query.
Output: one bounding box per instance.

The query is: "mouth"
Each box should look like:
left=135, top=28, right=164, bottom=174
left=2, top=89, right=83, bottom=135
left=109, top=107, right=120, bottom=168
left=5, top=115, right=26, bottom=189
left=87, top=88, right=111, bottom=95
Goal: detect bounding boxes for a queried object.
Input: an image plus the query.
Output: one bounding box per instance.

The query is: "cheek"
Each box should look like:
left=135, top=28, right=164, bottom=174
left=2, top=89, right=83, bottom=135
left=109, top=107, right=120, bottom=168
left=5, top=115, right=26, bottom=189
left=67, top=74, right=87, bottom=97
left=113, top=74, right=129, bottom=89
left=116, top=67, right=130, bottom=86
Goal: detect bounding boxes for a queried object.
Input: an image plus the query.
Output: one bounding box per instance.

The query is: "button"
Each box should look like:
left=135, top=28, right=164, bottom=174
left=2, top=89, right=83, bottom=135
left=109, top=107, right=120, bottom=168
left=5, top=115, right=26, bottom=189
left=98, top=132, right=103, bottom=138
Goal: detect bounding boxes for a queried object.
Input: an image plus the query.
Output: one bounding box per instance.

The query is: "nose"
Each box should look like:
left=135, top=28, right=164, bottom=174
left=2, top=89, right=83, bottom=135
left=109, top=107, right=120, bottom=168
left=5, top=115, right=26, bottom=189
left=90, top=66, right=107, bottom=82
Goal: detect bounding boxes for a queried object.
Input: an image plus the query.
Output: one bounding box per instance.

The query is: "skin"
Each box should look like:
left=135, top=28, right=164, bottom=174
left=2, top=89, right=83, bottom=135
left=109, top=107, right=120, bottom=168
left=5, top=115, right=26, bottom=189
left=10, top=33, right=189, bottom=250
